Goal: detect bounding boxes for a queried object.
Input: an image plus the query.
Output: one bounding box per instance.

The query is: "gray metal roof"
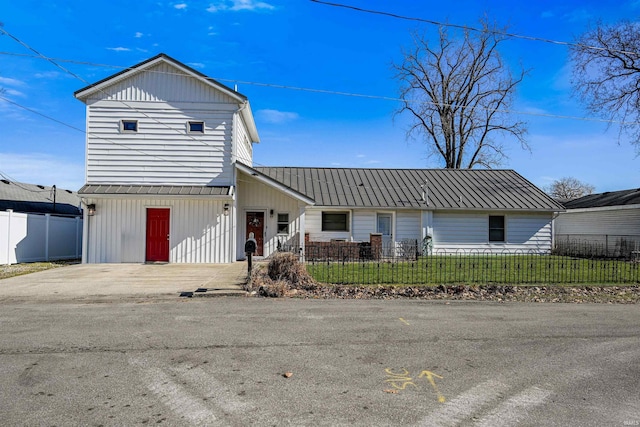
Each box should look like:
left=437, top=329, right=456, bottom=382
left=254, top=167, right=564, bottom=211
left=563, top=188, right=640, bottom=209
left=0, top=180, right=81, bottom=215
left=79, top=184, right=232, bottom=196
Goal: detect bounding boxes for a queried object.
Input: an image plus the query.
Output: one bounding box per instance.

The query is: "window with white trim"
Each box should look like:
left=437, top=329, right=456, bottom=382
left=277, top=213, right=289, bottom=234
left=489, top=215, right=505, bottom=242
left=322, top=212, right=349, bottom=232
left=188, top=121, right=205, bottom=133
left=121, top=120, right=138, bottom=132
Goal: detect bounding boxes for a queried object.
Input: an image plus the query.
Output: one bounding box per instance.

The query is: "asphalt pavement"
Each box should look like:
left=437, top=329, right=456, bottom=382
left=0, top=298, right=638, bottom=426
left=0, top=262, right=248, bottom=301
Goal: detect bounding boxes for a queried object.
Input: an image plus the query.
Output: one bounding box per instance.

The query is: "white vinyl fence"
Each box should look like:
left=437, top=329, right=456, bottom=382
left=1, top=210, right=82, bottom=265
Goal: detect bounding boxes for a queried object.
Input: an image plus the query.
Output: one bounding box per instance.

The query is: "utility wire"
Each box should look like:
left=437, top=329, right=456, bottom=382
left=1, top=49, right=637, bottom=126
left=309, top=0, right=640, bottom=56
left=0, top=28, right=629, bottom=194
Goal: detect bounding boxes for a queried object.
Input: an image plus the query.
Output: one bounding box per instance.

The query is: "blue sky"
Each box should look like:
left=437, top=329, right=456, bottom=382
left=1, top=0, right=639, bottom=192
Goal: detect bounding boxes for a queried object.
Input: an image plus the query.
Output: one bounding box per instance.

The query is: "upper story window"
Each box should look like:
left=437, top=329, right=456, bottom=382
left=188, top=121, right=205, bottom=133
left=121, top=120, right=138, bottom=132
left=489, top=215, right=505, bottom=242
left=322, top=212, right=349, bottom=232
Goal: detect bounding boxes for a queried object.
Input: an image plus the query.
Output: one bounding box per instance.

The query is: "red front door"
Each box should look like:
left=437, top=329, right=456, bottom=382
left=146, top=208, right=170, bottom=262
left=246, top=212, right=264, bottom=256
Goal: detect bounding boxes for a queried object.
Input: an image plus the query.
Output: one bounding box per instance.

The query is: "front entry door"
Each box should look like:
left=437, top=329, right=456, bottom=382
left=377, top=213, right=393, bottom=256
left=246, top=212, right=265, bottom=256
left=146, top=208, right=170, bottom=262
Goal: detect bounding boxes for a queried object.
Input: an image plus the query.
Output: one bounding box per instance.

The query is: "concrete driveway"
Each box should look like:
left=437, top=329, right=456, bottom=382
left=0, top=263, right=248, bottom=302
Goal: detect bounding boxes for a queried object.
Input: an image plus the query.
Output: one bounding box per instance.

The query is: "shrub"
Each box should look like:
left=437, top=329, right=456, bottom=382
left=246, top=253, right=316, bottom=297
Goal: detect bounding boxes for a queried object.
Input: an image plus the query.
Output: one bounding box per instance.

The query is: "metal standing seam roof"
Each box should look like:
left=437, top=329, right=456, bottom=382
left=254, top=167, right=564, bottom=211
left=78, top=184, right=232, bottom=196
left=562, top=188, right=640, bottom=209
left=0, top=180, right=81, bottom=215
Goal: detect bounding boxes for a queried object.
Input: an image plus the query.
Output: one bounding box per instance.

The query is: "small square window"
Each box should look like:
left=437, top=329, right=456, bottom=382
left=121, top=120, right=138, bottom=132
left=277, top=213, right=289, bottom=234
left=188, top=121, right=205, bottom=133
left=489, top=215, right=505, bottom=242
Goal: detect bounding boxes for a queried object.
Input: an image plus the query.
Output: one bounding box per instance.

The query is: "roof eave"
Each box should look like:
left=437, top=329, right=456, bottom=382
left=236, top=163, right=314, bottom=205
left=74, top=53, right=247, bottom=104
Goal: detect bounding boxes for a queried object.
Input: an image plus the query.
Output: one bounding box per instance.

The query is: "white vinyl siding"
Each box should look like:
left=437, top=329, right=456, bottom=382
left=82, top=61, right=246, bottom=186
left=235, top=115, right=253, bottom=166
left=433, top=212, right=552, bottom=253
left=396, top=211, right=421, bottom=241
left=86, top=62, right=237, bottom=104
left=236, top=174, right=307, bottom=260
left=85, top=101, right=235, bottom=186
left=83, top=198, right=233, bottom=263
left=352, top=211, right=376, bottom=241
left=555, top=207, right=640, bottom=236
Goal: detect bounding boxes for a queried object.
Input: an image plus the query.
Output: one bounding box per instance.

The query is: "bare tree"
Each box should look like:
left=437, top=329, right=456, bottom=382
left=571, top=21, right=640, bottom=145
left=393, top=20, right=528, bottom=169
left=546, top=177, right=595, bottom=202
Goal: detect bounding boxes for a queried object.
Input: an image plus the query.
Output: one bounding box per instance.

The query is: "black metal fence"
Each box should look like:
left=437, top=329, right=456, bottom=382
left=305, top=243, right=640, bottom=285
left=554, top=234, right=640, bottom=259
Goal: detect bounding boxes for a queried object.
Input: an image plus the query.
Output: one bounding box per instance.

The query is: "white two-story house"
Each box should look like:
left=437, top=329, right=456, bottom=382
left=77, top=54, right=562, bottom=264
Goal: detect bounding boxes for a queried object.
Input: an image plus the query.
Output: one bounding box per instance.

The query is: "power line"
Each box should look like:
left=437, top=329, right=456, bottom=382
left=309, top=0, right=640, bottom=57
left=1, top=49, right=636, bottom=126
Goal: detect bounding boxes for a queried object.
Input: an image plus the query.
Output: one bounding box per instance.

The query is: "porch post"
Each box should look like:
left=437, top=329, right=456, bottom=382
left=299, top=206, right=306, bottom=261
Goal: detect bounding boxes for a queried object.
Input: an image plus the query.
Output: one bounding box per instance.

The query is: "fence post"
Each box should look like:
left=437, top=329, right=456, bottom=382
left=75, top=216, right=81, bottom=259
left=4, top=210, right=12, bottom=265
left=45, top=214, right=50, bottom=262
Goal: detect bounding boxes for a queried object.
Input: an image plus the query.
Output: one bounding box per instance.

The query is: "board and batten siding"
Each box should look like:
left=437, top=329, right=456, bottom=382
left=84, top=62, right=244, bottom=186
left=555, top=207, right=640, bottom=236
left=236, top=175, right=307, bottom=260
left=432, top=212, right=552, bottom=253
left=83, top=198, right=233, bottom=263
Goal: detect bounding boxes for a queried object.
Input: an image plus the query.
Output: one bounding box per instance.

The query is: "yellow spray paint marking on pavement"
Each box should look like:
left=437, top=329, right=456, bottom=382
left=419, top=370, right=446, bottom=403
left=384, top=368, right=417, bottom=390
left=383, top=368, right=446, bottom=403
left=398, top=318, right=410, bottom=325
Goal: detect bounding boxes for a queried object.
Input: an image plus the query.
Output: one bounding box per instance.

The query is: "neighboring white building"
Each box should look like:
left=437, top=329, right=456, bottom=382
left=555, top=189, right=640, bottom=257
left=76, top=54, right=563, bottom=264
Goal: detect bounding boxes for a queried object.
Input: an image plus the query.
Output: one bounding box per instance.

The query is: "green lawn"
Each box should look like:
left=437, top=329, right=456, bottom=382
left=306, top=255, right=640, bottom=285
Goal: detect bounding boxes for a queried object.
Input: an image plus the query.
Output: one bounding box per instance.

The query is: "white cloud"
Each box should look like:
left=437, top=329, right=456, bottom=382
left=0, top=153, right=84, bottom=191
left=134, top=31, right=144, bottom=38
left=34, top=71, right=61, bottom=79
left=356, top=154, right=366, bottom=158
left=4, top=89, right=25, bottom=97
left=207, top=0, right=275, bottom=13
left=0, top=76, right=26, bottom=87
left=187, top=62, right=205, bottom=69
left=174, top=3, right=188, bottom=9
left=256, top=109, right=299, bottom=124
left=106, top=47, right=131, bottom=52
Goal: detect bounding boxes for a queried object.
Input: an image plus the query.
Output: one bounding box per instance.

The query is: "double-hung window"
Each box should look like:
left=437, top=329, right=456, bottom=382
left=277, top=213, right=289, bottom=234
left=489, top=215, right=505, bottom=242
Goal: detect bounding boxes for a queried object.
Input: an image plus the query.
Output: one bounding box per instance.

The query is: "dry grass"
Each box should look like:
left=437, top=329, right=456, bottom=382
left=245, top=253, right=317, bottom=297
left=0, top=260, right=79, bottom=280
